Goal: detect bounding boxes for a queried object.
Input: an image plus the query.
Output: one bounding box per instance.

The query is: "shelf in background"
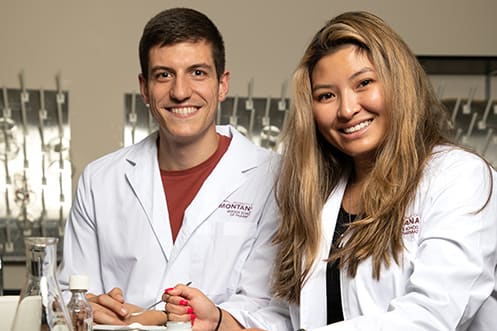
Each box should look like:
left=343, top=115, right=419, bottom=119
left=417, top=55, right=497, bottom=75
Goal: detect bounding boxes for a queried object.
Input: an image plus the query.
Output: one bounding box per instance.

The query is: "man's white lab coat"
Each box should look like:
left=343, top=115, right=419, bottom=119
left=58, top=125, right=290, bottom=329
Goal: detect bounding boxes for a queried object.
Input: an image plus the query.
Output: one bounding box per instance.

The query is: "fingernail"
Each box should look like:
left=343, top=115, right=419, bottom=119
left=190, top=313, right=196, bottom=322
left=120, top=307, right=128, bottom=316
left=187, top=307, right=194, bottom=314
left=180, top=299, right=189, bottom=306
left=164, top=287, right=174, bottom=294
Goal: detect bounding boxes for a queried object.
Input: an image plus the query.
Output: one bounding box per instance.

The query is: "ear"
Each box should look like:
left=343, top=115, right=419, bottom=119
left=217, top=71, right=230, bottom=102
left=138, top=73, right=150, bottom=105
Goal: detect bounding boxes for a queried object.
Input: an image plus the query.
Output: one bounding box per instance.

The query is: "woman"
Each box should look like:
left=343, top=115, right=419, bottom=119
left=272, top=11, right=497, bottom=331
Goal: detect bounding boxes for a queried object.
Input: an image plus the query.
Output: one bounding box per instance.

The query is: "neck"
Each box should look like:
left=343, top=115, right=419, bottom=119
left=344, top=170, right=367, bottom=215
left=352, top=158, right=372, bottom=186
left=157, top=128, right=219, bottom=171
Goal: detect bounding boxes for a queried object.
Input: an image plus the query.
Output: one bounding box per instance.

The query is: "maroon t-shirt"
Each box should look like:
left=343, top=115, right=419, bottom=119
left=160, top=134, right=231, bottom=242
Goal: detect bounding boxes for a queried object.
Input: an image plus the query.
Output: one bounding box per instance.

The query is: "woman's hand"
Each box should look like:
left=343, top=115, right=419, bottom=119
left=162, top=284, right=205, bottom=327
left=163, top=284, right=259, bottom=331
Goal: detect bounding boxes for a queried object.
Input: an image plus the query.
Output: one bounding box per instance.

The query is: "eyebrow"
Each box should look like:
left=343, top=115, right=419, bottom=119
left=350, top=67, right=374, bottom=80
left=150, top=62, right=214, bottom=74
left=312, top=66, right=375, bottom=92
left=189, top=63, right=214, bottom=71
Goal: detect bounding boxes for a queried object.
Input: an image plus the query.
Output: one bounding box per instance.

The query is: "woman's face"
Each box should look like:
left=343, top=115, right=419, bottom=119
left=311, top=45, right=387, bottom=165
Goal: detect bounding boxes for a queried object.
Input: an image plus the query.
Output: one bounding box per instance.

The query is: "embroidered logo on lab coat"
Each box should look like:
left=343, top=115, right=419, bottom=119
left=218, top=200, right=253, bottom=218
left=402, top=215, right=420, bottom=235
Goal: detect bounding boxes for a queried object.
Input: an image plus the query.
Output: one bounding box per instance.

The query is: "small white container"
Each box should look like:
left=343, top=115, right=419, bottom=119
left=166, top=321, right=192, bottom=330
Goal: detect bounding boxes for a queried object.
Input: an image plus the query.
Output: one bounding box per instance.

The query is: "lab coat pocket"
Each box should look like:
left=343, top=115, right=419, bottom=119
left=191, top=220, right=257, bottom=303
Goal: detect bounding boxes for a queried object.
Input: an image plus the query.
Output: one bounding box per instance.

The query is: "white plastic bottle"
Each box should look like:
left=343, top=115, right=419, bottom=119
left=67, top=274, right=93, bottom=331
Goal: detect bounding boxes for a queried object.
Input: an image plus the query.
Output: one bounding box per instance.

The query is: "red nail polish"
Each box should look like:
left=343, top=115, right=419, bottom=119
left=180, top=299, right=189, bottom=306
left=187, top=307, right=193, bottom=314
left=164, top=287, right=174, bottom=294
left=190, top=313, right=196, bottom=322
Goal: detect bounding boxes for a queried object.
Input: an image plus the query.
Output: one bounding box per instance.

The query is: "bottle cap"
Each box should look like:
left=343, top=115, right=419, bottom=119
left=69, top=274, right=89, bottom=290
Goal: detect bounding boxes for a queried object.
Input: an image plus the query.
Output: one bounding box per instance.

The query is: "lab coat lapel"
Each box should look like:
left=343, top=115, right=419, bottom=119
left=171, top=126, right=259, bottom=258
left=124, top=133, right=173, bottom=261
left=299, top=178, right=347, bottom=328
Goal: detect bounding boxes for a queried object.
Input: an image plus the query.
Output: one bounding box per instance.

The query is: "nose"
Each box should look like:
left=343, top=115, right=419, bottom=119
left=337, top=91, right=360, bottom=120
left=169, top=75, right=192, bottom=102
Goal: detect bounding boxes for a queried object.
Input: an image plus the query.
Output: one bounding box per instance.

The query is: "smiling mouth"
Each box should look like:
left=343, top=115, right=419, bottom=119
left=342, top=120, right=372, bottom=134
left=168, top=106, right=198, bottom=115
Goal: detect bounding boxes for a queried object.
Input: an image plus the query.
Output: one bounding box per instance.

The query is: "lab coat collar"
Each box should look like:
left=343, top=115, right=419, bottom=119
left=299, top=177, right=348, bottom=329
left=172, top=125, right=269, bottom=260
left=123, top=132, right=174, bottom=260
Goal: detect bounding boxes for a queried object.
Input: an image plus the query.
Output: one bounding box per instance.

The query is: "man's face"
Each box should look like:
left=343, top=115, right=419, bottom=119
left=139, top=40, right=229, bottom=145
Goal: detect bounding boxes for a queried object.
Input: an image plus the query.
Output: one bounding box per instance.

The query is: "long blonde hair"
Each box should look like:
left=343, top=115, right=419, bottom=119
left=272, top=11, right=451, bottom=304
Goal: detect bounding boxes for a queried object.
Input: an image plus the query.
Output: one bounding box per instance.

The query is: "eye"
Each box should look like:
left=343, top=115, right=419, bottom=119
left=155, top=71, right=172, bottom=81
left=192, top=69, right=206, bottom=77
left=358, top=78, right=373, bottom=88
left=316, top=92, right=335, bottom=102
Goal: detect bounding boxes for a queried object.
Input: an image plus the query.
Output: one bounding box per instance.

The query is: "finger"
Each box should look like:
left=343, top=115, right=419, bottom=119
left=107, top=287, right=125, bottom=303
left=162, top=286, right=175, bottom=302
left=87, top=292, right=98, bottom=303
left=95, top=293, right=129, bottom=317
left=90, top=302, right=122, bottom=319
left=171, top=282, right=193, bottom=296
left=165, top=295, right=190, bottom=308
left=164, top=301, right=194, bottom=317
left=162, top=282, right=189, bottom=298
left=166, top=310, right=194, bottom=323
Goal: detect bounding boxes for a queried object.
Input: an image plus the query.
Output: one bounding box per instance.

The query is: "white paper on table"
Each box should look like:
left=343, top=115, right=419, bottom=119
left=94, top=323, right=167, bottom=330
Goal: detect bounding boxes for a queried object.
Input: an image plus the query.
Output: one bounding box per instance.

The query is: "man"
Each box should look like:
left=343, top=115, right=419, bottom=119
left=58, top=7, right=290, bottom=330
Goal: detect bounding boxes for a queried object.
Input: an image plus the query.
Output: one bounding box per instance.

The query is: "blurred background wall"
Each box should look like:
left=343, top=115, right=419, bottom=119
left=2, top=0, right=496, bottom=184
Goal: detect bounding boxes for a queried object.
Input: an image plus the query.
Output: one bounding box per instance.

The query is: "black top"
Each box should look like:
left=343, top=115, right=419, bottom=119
left=326, top=205, right=355, bottom=324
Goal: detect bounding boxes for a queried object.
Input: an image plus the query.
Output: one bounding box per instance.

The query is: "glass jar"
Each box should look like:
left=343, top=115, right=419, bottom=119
left=10, top=237, right=73, bottom=331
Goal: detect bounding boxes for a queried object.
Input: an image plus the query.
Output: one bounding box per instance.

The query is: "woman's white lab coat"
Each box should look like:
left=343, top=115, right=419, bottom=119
left=57, top=125, right=290, bottom=329
left=291, top=146, right=497, bottom=331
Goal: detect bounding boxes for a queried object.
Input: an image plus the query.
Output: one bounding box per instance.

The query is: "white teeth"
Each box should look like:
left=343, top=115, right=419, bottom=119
left=343, top=120, right=372, bottom=134
left=170, top=107, right=197, bottom=115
